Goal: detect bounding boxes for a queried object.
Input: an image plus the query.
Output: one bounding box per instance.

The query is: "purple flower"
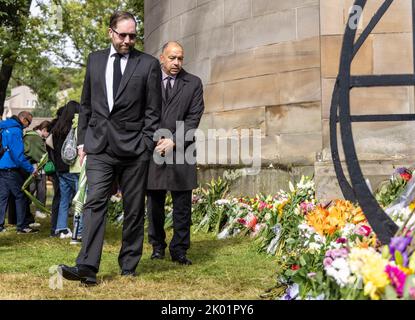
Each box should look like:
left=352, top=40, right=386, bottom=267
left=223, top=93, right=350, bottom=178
left=389, top=236, right=412, bottom=266
left=395, top=167, right=409, bottom=175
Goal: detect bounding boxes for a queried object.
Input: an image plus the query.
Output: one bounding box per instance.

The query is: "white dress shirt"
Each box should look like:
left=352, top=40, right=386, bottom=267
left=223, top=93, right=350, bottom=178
left=106, top=45, right=129, bottom=112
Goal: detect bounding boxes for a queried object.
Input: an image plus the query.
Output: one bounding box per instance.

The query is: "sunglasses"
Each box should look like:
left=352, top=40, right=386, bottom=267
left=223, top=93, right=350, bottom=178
left=111, top=28, right=137, bottom=40
left=24, top=117, right=32, bottom=126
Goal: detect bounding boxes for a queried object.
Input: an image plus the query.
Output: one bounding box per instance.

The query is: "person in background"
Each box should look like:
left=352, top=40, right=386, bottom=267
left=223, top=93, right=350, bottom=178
left=68, top=112, right=83, bottom=244
left=46, top=107, right=63, bottom=237
left=51, top=101, right=80, bottom=239
left=0, top=111, right=38, bottom=234
left=23, top=120, right=52, bottom=228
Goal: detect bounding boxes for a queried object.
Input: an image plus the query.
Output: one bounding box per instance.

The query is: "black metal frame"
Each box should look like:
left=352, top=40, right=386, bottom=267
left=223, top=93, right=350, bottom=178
left=329, top=0, right=415, bottom=243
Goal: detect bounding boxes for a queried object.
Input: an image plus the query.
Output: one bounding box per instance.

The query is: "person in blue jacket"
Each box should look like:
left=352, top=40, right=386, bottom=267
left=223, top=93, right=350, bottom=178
left=0, top=111, right=38, bottom=233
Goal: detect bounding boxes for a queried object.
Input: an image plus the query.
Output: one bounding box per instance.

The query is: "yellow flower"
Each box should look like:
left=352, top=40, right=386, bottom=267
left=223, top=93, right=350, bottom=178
left=349, top=248, right=389, bottom=299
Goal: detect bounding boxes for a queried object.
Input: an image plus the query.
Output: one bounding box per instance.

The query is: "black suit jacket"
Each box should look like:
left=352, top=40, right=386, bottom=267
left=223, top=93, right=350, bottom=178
left=147, top=69, right=204, bottom=191
left=78, top=48, right=162, bottom=159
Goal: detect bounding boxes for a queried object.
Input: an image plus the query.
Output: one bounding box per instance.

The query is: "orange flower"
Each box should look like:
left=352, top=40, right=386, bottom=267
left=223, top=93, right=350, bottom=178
left=306, top=200, right=366, bottom=237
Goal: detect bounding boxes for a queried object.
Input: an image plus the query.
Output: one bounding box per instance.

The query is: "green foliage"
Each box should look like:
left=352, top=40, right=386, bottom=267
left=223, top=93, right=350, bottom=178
left=192, top=177, right=230, bottom=233
left=375, top=175, right=408, bottom=207
left=1, top=0, right=144, bottom=114
left=107, top=197, right=123, bottom=226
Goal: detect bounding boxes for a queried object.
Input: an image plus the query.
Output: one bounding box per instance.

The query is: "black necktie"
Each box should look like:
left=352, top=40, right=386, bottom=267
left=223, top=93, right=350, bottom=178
left=113, top=53, right=123, bottom=100
left=165, top=76, right=172, bottom=101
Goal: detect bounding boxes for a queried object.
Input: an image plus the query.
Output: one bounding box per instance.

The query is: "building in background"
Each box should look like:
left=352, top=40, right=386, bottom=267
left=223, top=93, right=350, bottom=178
left=3, top=85, right=38, bottom=120
left=144, top=0, right=414, bottom=199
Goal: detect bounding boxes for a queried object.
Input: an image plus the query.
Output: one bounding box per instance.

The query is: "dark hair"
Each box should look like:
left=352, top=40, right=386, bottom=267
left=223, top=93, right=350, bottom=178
left=51, top=100, right=80, bottom=139
left=56, top=106, right=64, bottom=118
left=33, top=120, right=51, bottom=132
left=109, top=11, right=136, bottom=29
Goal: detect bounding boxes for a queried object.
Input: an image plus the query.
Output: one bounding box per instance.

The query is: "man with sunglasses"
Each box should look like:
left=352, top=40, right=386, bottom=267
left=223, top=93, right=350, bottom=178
left=0, top=111, right=39, bottom=234
left=59, top=11, right=162, bottom=285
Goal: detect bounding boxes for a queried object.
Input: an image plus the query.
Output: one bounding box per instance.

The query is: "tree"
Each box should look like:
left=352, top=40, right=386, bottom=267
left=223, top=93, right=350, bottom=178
left=1, top=0, right=144, bottom=116
left=0, top=0, right=32, bottom=116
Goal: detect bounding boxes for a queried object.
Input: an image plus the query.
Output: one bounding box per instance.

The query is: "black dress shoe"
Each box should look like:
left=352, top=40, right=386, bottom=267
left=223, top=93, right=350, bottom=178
left=171, top=255, right=192, bottom=265
left=151, top=249, right=165, bottom=260
left=121, top=270, right=137, bottom=277
left=58, top=264, right=97, bottom=286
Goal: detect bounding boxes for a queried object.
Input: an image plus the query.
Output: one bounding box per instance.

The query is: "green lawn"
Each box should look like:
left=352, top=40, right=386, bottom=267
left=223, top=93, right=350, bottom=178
left=0, top=217, right=278, bottom=299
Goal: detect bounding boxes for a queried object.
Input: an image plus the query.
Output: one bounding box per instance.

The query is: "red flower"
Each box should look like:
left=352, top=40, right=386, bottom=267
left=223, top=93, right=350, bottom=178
left=237, top=218, right=247, bottom=226
left=355, top=225, right=372, bottom=237
left=291, top=265, right=300, bottom=271
left=401, top=172, right=412, bottom=181
left=247, top=215, right=258, bottom=229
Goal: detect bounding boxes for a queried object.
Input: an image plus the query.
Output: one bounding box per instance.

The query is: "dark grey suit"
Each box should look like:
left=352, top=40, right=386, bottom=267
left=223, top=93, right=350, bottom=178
left=76, top=48, right=162, bottom=272
left=147, top=69, right=204, bottom=258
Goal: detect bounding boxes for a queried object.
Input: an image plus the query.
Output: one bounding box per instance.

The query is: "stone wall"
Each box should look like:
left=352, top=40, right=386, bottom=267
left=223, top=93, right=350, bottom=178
left=144, top=0, right=322, bottom=195
left=145, top=0, right=415, bottom=197
left=317, top=0, right=415, bottom=199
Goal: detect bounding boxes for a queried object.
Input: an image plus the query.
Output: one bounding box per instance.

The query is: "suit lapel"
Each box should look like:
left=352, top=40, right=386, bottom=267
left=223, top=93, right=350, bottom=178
left=114, top=49, right=141, bottom=101
left=166, top=72, right=186, bottom=105
left=100, top=49, right=110, bottom=106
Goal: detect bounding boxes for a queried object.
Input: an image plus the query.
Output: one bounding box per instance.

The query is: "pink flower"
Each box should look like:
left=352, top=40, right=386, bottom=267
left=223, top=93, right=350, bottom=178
left=323, top=257, right=333, bottom=267
left=252, top=223, right=265, bottom=237
left=258, top=201, right=267, bottom=211
left=300, top=202, right=315, bottom=214
left=336, top=237, right=347, bottom=244
left=385, top=265, right=407, bottom=297
left=409, top=287, right=415, bottom=299
left=355, top=225, right=372, bottom=237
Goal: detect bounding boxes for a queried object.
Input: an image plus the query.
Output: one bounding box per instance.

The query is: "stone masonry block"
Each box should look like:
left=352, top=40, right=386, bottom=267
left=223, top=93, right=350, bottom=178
left=224, top=75, right=279, bottom=110
left=234, top=9, right=297, bottom=51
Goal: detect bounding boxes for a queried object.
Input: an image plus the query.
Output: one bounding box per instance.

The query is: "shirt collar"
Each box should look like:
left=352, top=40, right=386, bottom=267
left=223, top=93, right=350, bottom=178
left=161, top=69, right=176, bottom=81
left=110, top=45, right=129, bottom=59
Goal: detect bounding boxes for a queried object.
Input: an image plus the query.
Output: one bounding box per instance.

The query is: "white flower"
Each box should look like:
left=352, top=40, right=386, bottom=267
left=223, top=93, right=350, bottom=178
left=329, top=241, right=343, bottom=249
left=308, top=242, right=322, bottom=253
left=325, top=257, right=351, bottom=288
left=340, top=223, right=356, bottom=238
left=215, top=199, right=231, bottom=206
left=110, top=195, right=121, bottom=202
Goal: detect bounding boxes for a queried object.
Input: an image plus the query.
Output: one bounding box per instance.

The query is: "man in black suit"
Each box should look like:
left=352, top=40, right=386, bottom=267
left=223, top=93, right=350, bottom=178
left=147, top=42, right=204, bottom=265
left=59, top=11, right=161, bottom=285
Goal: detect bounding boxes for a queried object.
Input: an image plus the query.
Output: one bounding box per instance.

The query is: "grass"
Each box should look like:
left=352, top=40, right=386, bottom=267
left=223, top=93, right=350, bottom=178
left=0, top=214, right=278, bottom=300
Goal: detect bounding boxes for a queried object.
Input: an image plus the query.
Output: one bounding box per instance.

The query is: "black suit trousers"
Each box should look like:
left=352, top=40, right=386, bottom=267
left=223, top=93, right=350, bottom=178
left=147, top=189, right=192, bottom=257
left=76, top=145, right=149, bottom=272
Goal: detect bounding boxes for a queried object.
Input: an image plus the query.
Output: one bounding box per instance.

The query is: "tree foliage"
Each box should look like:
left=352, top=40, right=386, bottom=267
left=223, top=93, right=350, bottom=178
left=0, top=0, right=144, bottom=116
